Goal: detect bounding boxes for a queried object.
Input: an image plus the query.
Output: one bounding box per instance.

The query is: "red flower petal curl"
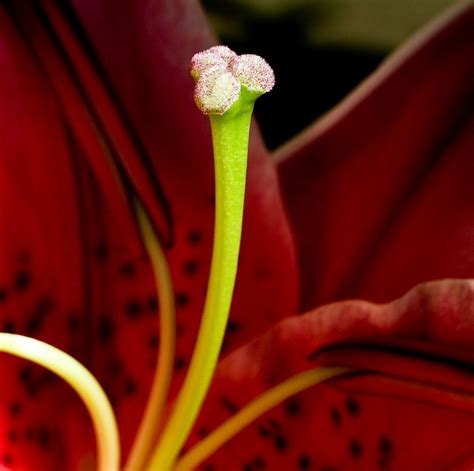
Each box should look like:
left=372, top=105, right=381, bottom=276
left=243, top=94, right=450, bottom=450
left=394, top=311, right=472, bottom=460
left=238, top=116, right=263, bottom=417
left=192, top=279, right=474, bottom=470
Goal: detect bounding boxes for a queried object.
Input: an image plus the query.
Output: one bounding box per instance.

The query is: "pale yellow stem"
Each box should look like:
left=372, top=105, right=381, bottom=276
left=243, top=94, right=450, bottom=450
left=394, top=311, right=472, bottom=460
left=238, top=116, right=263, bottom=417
left=0, top=333, right=120, bottom=470
left=175, top=367, right=350, bottom=470
left=124, top=201, right=176, bottom=470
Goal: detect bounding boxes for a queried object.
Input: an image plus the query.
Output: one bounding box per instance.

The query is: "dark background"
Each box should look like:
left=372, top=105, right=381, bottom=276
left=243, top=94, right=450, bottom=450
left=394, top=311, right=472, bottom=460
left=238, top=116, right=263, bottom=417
left=201, top=0, right=454, bottom=149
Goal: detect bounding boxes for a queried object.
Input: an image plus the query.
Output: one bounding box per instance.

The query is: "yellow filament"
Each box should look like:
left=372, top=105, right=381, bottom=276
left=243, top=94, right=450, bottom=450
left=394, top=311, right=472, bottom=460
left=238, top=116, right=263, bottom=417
left=124, top=200, right=176, bottom=470
left=175, top=367, right=350, bottom=470
left=0, top=333, right=120, bottom=470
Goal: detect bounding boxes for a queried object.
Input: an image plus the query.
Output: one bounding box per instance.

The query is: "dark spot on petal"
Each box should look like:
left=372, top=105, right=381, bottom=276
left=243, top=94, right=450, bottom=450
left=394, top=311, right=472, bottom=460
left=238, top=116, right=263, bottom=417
left=175, top=356, right=187, bottom=370
left=346, top=397, right=360, bottom=416
left=263, top=373, right=280, bottom=388
left=379, top=436, right=392, bottom=468
left=242, top=465, right=252, bottom=471
left=274, top=435, right=287, bottom=452
left=14, top=271, right=31, bottom=291
left=147, top=295, right=158, bottom=315
left=68, top=313, right=81, bottom=333
left=226, top=320, right=239, bottom=334
left=285, top=398, right=301, bottom=416
left=268, top=418, right=282, bottom=432
left=0, top=287, right=8, bottom=303
left=183, top=260, right=199, bottom=276
left=9, top=402, right=22, bottom=417
left=21, top=371, right=56, bottom=398
left=98, top=315, right=115, bottom=344
left=2, top=454, right=12, bottom=466
left=38, top=427, right=50, bottom=450
left=220, top=396, right=239, bottom=414
left=330, top=407, right=341, bottom=426
left=349, top=440, right=362, bottom=458
left=124, top=380, right=137, bottom=396
left=125, top=299, right=142, bottom=318
left=254, top=456, right=265, bottom=468
left=119, top=261, right=136, bottom=279
left=298, top=454, right=311, bottom=469
left=3, top=320, right=15, bottom=334
left=149, top=334, right=159, bottom=350
left=26, top=315, right=43, bottom=335
left=106, top=359, right=123, bottom=376
left=258, top=425, right=271, bottom=438
left=94, top=242, right=108, bottom=262
left=187, top=230, right=203, bottom=245
left=36, top=297, right=54, bottom=316
left=176, top=292, right=189, bottom=307
left=25, top=298, right=53, bottom=334
left=19, top=367, right=31, bottom=385
left=197, top=427, right=208, bottom=438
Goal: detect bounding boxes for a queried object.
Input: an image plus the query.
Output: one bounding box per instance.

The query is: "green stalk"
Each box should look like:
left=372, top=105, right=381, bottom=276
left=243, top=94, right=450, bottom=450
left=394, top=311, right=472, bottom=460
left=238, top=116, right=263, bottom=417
left=146, top=95, right=254, bottom=470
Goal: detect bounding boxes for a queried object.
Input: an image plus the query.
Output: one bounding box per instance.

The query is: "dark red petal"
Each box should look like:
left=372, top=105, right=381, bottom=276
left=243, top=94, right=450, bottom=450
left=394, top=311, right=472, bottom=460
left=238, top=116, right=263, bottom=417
left=0, top=8, right=97, bottom=468
left=67, top=0, right=299, bottom=355
left=193, top=279, right=474, bottom=470
left=277, top=3, right=474, bottom=310
left=0, top=0, right=298, bottom=467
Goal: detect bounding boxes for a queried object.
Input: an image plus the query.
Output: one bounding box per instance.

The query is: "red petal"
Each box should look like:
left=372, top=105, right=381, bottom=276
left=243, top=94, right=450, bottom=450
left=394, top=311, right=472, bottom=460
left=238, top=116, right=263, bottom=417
left=0, top=0, right=298, bottom=467
left=0, top=8, right=98, bottom=468
left=277, top=3, right=474, bottom=310
left=66, top=0, right=299, bottom=351
left=193, top=279, right=474, bottom=470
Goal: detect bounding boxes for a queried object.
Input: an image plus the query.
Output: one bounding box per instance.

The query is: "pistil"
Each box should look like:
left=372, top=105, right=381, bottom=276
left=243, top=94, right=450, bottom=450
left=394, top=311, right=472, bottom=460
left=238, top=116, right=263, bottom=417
left=145, top=47, right=275, bottom=470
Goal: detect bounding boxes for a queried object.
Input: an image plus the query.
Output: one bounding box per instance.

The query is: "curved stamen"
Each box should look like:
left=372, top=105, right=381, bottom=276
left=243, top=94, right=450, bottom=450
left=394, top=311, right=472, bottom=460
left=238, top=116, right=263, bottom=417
left=175, top=367, right=349, bottom=470
left=0, top=333, right=120, bottom=470
left=124, top=200, right=176, bottom=470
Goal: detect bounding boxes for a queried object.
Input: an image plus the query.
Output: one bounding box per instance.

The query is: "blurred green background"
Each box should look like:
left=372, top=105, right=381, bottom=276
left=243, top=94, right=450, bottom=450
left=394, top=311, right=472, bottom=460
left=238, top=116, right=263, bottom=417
left=201, top=0, right=456, bottom=149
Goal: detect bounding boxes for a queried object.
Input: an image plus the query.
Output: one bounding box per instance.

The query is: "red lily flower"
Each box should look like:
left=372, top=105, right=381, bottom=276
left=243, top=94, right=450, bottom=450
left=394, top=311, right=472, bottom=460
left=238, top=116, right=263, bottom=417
left=0, top=1, right=472, bottom=470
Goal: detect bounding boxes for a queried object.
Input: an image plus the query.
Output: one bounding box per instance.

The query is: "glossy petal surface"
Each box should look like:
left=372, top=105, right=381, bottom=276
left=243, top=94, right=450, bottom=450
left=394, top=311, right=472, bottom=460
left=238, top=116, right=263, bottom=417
left=277, top=3, right=474, bottom=310
left=0, top=0, right=297, bottom=467
left=193, top=280, right=474, bottom=470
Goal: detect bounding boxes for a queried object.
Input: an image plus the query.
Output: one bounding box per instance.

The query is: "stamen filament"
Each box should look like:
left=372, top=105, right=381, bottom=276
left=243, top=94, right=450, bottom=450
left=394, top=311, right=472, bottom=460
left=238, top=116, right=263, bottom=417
left=175, top=367, right=350, bottom=470
left=124, top=201, right=176, bottom=470
left=0, top=333, right=120, bottom=471
left=146, top=100, right=254, bottom=470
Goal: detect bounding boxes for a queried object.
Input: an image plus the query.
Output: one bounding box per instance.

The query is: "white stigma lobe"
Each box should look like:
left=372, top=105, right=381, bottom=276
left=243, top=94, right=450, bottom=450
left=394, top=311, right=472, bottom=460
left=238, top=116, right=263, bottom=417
left=190, top=46, right=275, bottom=115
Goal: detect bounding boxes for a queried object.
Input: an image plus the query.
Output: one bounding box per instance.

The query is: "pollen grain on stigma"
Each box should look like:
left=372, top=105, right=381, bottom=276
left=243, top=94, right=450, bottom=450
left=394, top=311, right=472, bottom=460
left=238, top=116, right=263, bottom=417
left=190, top=45, right=275, bottom=115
